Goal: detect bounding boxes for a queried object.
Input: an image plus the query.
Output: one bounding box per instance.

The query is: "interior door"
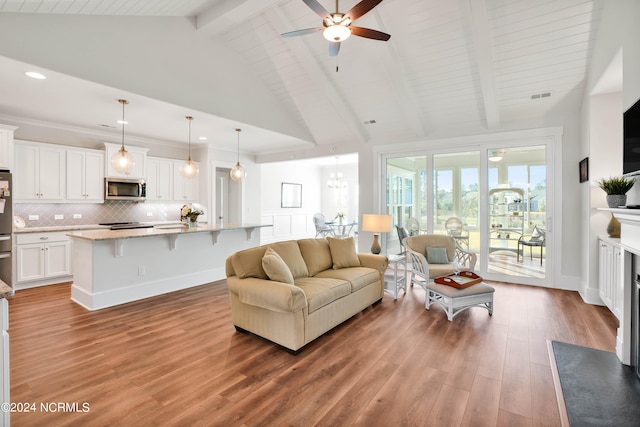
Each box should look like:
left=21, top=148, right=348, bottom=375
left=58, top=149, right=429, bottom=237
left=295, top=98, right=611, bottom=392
left=215, top=169, right=230, bottom=224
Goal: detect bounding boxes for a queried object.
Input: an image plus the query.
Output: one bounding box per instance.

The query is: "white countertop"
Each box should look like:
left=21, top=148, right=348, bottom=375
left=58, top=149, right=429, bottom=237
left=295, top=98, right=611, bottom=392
left=13, top=221, right=185, bottom=234
left=66, top=223, right=272, bottom=241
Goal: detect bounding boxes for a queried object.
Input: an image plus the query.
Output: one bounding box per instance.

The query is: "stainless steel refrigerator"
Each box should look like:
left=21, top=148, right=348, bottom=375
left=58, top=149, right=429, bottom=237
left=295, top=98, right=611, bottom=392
left=0, top=171, right=11, bottom=287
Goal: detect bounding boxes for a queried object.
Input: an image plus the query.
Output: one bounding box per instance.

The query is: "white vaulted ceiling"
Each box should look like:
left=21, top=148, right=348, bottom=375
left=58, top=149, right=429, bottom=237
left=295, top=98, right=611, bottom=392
left=0, top=0, right=603, bottom=158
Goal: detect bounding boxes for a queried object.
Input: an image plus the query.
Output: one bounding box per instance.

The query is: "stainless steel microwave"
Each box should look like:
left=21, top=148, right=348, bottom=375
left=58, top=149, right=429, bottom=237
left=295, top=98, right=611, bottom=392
left=105, top=178, right=146, bottom=201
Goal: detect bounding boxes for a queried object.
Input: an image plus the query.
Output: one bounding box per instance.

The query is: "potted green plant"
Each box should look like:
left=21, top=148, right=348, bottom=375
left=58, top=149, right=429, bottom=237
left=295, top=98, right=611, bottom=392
left=597, top=176, right=636, bottom=208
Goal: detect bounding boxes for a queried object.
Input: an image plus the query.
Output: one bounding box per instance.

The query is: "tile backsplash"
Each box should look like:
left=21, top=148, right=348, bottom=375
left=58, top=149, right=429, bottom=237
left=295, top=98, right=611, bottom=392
left=15, top=201, right=186, bottom=228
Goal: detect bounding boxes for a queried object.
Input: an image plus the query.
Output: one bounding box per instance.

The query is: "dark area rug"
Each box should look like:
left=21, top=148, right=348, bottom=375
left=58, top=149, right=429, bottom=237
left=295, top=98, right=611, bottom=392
left=552, top=341, right=640, bottom=426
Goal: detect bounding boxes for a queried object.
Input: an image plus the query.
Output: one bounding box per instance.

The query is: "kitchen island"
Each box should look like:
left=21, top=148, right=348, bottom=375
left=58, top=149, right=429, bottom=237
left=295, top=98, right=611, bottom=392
left=67, top=223, right=271, bottom=310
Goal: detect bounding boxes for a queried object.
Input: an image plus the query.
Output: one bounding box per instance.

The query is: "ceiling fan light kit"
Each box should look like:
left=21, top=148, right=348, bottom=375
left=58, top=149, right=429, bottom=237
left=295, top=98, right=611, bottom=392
left=282, top=0, right=390, bottom=58
left=323, top=24, right=350, bottom=42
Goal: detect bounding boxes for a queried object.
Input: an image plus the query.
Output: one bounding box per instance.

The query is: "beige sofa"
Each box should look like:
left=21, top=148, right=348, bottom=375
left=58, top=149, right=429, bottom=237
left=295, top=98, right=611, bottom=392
left=225, top=237, right=389, bottom=352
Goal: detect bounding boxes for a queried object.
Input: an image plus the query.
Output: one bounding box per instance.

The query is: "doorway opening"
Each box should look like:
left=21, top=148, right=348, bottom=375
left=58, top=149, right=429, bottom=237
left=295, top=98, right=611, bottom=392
left=215, top=168, right=241, bottom=224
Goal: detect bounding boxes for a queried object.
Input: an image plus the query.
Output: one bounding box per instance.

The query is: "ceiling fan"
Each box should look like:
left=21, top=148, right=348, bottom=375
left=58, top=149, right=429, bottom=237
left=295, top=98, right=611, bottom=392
left=281, top=0, right=391, bottom=57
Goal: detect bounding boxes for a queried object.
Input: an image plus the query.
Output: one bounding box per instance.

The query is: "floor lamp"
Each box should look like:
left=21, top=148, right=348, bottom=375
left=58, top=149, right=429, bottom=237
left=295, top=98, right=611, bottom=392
left=362, top=214, right=393, bottom=254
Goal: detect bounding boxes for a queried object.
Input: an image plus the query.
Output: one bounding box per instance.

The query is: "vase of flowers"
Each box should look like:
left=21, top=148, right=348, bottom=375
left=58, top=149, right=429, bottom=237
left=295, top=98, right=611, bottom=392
left=181, top=204, right=204, bottom=228
left=335, top=212, right=345, bottom=225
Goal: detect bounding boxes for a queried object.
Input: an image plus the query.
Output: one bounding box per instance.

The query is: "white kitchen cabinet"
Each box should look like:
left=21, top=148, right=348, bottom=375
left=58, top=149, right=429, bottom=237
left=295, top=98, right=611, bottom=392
left=14, top=141, right=66, bottom=202
left=67, top=148, right=104, bottom=202
left=146, top=157, right=174, bottom=201
left=16, top=232, right=71, bottom=287
left=173, top=160, right=200, bottom=202
left=0, top=124, right=17, bottom=171
left=104, top=143, right=148, bottom=179
left=599, top=237, right=622, bottom=319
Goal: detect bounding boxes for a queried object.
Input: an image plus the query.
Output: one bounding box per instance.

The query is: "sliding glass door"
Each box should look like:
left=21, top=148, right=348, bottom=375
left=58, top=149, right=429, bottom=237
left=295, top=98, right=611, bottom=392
left=386, top=156, right=426, bottom=254
left=433, top=152, right=480, bottom=252
left=486, top=145, right=547, bottom=280
left=383, top=142, right=551, bottom=285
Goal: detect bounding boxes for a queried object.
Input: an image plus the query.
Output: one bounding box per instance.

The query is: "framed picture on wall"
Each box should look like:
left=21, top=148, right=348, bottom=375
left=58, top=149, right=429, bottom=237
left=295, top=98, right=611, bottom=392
left=579, top=157, right=589, bottom=183
left=281, top=182, right=302, bottom=208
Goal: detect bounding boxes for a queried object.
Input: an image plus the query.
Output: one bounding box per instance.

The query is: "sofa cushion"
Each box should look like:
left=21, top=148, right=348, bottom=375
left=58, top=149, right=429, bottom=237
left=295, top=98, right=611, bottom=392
left=314, top=267, right=380, bottom=292
left=231, top=246, right=269, bottom=280
left=327, top=237, right=361, bottom=269
left=269, top=240, right=309, bottom=279
left=262, top=247, right=295, bottom=285
left=426, top=246, right=449, bottom=264
left=294, top=277, right=351, bottom=313
left=298, top=238, right=333, bottom=276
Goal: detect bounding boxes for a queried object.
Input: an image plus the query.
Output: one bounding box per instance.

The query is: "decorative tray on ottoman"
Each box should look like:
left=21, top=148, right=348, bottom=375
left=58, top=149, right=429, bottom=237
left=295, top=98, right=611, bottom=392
left=434, top=271, right=483, bottom=289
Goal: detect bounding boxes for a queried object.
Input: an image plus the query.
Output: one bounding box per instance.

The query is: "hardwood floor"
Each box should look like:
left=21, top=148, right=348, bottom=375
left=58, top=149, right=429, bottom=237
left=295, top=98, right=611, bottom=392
left=8, top=280, right=617, bottom=426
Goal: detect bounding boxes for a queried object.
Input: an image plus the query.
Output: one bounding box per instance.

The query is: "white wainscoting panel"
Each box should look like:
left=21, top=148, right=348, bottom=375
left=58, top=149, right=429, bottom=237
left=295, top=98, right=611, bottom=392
left=260, top=212, right=315, bottom=244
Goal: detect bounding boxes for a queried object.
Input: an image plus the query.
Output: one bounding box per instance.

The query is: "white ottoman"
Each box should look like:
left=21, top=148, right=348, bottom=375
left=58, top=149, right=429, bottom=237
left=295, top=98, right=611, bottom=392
left=425, top=281, right=494, bottom=321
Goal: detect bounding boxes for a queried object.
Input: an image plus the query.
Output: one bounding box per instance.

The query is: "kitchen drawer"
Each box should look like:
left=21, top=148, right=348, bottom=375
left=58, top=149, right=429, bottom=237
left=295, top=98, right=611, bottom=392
left=16, top=232, right=70, bottom=245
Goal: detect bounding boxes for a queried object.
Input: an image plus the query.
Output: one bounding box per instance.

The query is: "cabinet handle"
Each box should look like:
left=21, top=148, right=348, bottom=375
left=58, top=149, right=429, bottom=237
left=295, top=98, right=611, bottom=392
left=40, top=237, right=49, bottom=240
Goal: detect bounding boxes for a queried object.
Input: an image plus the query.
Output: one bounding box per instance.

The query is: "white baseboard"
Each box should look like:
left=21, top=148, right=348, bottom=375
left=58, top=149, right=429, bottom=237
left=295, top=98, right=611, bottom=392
left=71, top=268, right=225, bottom=311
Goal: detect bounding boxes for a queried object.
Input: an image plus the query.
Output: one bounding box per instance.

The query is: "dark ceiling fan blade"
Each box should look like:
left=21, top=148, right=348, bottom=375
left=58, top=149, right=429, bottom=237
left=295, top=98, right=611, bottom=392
left=343, top=0, right=384, bottom=22
left=281, top=27, right=324, bottom=38
left=329, top=42, right=341, bottom=57
left=303, top=0, right=331, bottom=19
left=350, top=26, right=391, bottom=41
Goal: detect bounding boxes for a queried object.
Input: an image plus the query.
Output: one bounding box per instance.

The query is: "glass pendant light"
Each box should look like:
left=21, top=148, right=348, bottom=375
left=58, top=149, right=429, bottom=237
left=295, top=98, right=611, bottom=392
left=110, top=99, right=135, bottom=175
left=230, top=128, right=245, bottom=182
left=180, top=116, right=199, bottom=178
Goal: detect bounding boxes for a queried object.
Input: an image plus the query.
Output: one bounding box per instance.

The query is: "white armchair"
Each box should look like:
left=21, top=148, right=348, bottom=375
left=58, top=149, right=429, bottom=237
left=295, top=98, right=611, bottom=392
left=403, top=234, right=477, bottom=292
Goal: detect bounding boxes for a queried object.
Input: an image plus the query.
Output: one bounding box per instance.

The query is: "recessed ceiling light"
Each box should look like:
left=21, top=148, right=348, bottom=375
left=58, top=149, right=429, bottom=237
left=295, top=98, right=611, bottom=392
left=25, top=71, right=46, bottom=80
left=198, top=136, right=208, bottom=140
left=117, top=120, right=128, bottom=124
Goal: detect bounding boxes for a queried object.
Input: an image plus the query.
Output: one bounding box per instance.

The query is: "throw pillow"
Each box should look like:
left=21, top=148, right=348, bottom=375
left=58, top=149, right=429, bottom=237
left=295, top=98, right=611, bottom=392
left=327, top=237, right=361, bottom=269
left=231, top=246, right=269, bottom=279
left=531, top=226, right=544, bottom=241
left=262, top=247, right=294, bottom=285
left=269, top=240, right=309, bottom=278
left=426, top=246, right=449, bottom=264
left=298, top=238, right=333, bottom=276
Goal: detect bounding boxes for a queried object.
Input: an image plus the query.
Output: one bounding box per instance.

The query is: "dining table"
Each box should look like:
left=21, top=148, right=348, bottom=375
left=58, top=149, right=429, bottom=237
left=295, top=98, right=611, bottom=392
left=326, top=221, right=358, bottom=238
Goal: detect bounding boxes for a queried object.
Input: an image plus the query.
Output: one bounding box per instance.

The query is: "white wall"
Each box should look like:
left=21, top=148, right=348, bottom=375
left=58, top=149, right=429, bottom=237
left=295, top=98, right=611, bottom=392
left=0, top=13, right=313, bottom=142
left=586, top=93, right=623, bottom=303
left=581, top=0, right=640, bottom=302
left=259, top=161, right=322, bottom=244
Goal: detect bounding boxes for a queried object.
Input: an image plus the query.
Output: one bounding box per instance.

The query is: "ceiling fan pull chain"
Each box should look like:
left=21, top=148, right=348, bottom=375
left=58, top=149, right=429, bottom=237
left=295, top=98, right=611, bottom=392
left=336, top=55, right=339, bottom=73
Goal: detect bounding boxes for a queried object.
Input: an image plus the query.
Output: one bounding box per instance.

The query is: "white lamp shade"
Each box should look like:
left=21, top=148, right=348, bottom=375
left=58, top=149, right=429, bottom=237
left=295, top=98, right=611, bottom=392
left=323, top=25, right=351, bottom=42
left=111, top=147, right=135, bottom=175
left=362, top=214, right=393, bottom=233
